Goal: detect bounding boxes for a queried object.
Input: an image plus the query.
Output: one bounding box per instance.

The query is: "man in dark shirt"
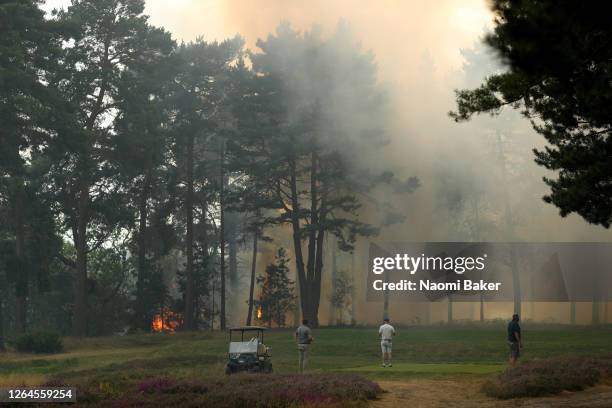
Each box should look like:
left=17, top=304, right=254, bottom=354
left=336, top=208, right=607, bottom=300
left=507, top=314, right=522, bottom=366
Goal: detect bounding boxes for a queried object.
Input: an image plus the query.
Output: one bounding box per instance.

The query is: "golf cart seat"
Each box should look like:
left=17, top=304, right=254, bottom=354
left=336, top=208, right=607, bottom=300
left=248, top=337, right=267, bottom=355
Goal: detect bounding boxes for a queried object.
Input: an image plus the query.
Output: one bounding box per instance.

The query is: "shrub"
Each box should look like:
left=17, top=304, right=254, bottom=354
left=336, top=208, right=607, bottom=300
left=483, top=354, right=612, bottom=399
left=12, top=330, right=63, bottom=354
left=41, top=378, right=69, bottom=387
left=137, top=378, right=175, bottom=394
left=102, top=373, right=381, bottom=407
left=206, top=373, right=382, bottom=407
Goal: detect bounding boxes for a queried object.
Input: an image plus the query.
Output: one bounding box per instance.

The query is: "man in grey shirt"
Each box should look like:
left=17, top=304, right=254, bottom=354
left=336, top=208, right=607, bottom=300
left=295, top=319, right=313, bottom=373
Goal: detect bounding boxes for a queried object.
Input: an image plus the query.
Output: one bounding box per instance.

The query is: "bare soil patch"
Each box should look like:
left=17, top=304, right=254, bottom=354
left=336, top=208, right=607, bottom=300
left=372, top=379, right=612, bottom=408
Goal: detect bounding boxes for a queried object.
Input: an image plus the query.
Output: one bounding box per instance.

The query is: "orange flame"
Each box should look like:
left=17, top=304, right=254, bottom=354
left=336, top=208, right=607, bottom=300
left=152, top=308, right=182, bottom=333
left=257, top=305, right=263, bottom=320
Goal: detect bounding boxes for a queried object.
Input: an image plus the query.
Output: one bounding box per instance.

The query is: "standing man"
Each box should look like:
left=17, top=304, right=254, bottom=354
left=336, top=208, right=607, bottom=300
left=379, top=317, right=395, bottom=367
left=507, top=314, right=522, bottom=366
left=295, top=319, right=313, bottom=373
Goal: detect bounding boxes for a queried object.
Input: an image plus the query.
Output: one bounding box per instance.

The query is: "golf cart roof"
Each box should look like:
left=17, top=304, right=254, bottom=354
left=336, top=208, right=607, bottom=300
left=229, top=326, right=267, bottom=331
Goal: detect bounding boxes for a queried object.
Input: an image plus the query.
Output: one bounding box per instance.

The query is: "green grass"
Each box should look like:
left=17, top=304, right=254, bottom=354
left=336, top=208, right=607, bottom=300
left=340, top=362, right=506, bottom=380
left=1, top=324, right=612, bottom=387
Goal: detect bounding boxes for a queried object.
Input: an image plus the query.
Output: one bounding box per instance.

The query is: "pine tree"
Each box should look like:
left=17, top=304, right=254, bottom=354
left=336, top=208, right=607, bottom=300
left=451, top=0, right=612, bottom=228
left=112, top=24, right=176, bottom=330
left=239, top=23, right=416, bottom=326
left=49, top=0, right=173, bottom=336
left=171, top=38, right=244, bottom=330
left=255, top=248, right=295, bottom=327
left=0, top=0, right=64, bottom=334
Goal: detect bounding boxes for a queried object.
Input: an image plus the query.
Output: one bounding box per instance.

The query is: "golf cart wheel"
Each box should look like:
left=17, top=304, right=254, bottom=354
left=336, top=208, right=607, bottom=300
left=225, top=365, right=233, bottom=375
left=265, top=363, right=273, bottom=373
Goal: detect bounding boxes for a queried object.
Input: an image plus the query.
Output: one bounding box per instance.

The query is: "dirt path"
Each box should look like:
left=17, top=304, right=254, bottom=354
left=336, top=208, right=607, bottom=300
left=371, top=379, right=612, bottom=408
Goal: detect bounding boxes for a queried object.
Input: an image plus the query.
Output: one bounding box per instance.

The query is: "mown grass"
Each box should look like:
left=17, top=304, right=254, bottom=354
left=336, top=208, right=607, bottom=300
left=1, top=324, right=612, bottom=404
left=341, top=362, right=506, bottom=379
left=2, top=324, right=612, bottom=383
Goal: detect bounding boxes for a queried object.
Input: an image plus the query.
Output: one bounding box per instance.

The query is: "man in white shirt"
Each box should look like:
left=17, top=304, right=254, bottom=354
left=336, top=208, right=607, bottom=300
left=379, top=317, right=395, bottom=367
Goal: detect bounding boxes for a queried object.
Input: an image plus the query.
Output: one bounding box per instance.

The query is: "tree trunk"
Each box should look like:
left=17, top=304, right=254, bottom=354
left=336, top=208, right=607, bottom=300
left=312, top=188, right=325, bottom=327
left=0, top=297, right=5, bottom=351
left=246, top=233, right=258, bottom=326
left=289, top=161, right=308, bottom=322
left=510, top=244, right=521, bottom=315
left=228, top=214, right=238, bottom=290
left=219, top=140, right=226, bottom=331
left=497, top=132, right=521, bottom=316
left=329, top=239, right=337, bottom=325
left=471, top=197, right=484, bottom=322
left=210, top=280, right=215, bottom=331
left=311, top=231, right=323, bottom=327
left=136, top=164, right=153, bottom=329
left=220, top=200, right=226, bottom=330
left=383, top=269, right=390, bottom=320
left=592, top=271, right=601, bottom=325
left=350, top=249, right=356, bottom=325
left=592, top=301, right=600, bottom=325
left=184, top=135, right=195, bottom=330
left=0, top=179, right=5, bottom=346
left=478, top=258, right=484, bottom=322
left=73, top=177, right=90, bottom=337
left=200, top=197, right=210, bottom=329
left=603, top=271, right=609, bottom=324
left=71, top=36, right=111, bottom=335
left=479, top=291, right=485, bottom=322
left=14, top=181, right=27, bottom=334
left=227, top=212, right=237, bottom=326
left=72, top=65, right=108, bottom=337
left=305, top=152, right=318, bottom=326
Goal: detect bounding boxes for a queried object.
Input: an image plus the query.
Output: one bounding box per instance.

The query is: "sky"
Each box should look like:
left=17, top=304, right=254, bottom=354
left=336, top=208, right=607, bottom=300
left=42, top=0, right=493, bottom=82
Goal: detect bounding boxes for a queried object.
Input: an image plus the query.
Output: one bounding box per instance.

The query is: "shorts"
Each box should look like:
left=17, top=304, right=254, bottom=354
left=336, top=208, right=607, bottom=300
left=509, top=342, right=520, bottom=358
left=381, top=339, right=392, bottom=353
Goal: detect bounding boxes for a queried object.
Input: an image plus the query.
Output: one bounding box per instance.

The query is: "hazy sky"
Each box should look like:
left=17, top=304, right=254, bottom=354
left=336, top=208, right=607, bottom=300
left=43, top=0, right=493, bottom=83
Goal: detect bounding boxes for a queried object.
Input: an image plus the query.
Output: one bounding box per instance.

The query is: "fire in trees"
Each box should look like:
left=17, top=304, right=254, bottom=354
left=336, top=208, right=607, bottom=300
left=254, top=249, right=296, bottom=327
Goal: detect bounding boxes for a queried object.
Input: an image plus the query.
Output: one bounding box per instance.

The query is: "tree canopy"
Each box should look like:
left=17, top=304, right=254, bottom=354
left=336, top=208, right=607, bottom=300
left=451, top=0, right=612, bottom=227
left=0, top=2, right=413, bottom=339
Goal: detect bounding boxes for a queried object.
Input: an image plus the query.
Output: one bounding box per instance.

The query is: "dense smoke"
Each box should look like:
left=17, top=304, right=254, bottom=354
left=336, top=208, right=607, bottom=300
left=41, top=0, right=612, bottom=325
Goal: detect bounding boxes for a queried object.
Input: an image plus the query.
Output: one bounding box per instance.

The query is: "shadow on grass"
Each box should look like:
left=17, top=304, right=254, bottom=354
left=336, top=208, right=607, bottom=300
left=338, top=362, right=506, bottom=380
left=57, top=354, right=223, bottom=382
left=0, top=358, right=79, bottom=375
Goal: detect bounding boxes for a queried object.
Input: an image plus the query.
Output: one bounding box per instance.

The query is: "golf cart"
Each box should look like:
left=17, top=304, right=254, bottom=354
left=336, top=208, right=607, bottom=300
left=225, top=326, right=272, bottom=374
